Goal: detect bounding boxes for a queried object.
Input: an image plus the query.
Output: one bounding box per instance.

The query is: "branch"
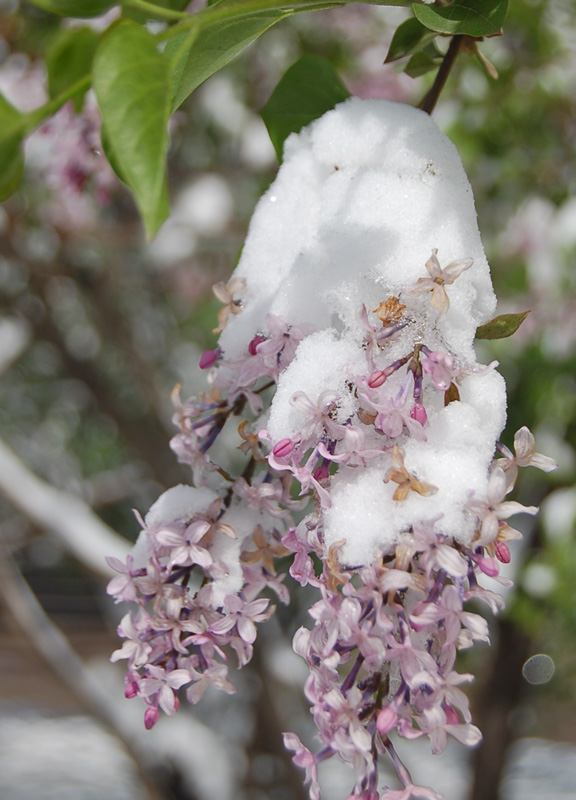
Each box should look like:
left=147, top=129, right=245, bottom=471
left=419, top=35, right=465, bottom=115
left=0, top=437, right=130, bottom=578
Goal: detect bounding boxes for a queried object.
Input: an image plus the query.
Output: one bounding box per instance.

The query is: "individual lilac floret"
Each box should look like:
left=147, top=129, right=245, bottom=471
left=496, top=425, right=558, bottom=487
left=410, top=249, right=473, bottom=315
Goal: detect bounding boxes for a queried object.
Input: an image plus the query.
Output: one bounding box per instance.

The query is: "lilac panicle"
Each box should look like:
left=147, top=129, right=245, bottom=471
left=107, top=100, right=558, bottom=798
left=107, top=289, right=553, bottom=798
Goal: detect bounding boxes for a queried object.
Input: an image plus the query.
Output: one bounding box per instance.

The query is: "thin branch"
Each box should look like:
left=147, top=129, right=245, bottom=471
left=419, top=35, right=466, bottom=115
left=0, top=437, right=130, bottom=578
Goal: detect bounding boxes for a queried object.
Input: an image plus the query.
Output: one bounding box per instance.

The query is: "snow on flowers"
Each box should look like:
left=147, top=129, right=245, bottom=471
left=107, top=99, right=555, bottom=799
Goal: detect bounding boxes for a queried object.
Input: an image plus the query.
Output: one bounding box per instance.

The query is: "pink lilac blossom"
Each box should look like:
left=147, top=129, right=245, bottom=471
left=108, top=100, right=556, bottom=799
left=30, top=95, right=118, bottom=230
left=0, top=55, right=116, bottom=229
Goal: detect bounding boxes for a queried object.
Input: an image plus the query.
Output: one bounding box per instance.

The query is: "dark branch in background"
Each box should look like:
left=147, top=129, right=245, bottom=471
left=248, top=644, right=311, bottom=800
left=0, top=224, right=187, bottom=489
left=419, top=35, right=466, bottom=115
left=469, top=617, right=531, bottom=800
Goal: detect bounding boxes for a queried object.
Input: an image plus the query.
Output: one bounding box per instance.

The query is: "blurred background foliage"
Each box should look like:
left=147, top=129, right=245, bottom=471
left=0, top=1, right=574, bottom=799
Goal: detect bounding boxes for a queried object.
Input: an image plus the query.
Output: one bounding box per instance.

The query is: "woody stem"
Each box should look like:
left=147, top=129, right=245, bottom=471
left=419, top=35, right=466, bottom=115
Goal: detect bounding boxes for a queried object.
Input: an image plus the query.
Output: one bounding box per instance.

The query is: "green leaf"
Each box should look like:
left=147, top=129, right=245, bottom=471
left=122, top=0, right=190, bottom=23
left=46, top=27, right=99, bottom=112
left=260, top=54, right=350, bottom=161
left=385, top=17, right=436, bottom=63
left=0, top=93, right=26, bottom=201
left=403, top=43, right=443, bottom=78
left=167, top=1, right=414, bottom=112
left=167, top=14, right=285, bottom=112
left=28, top=0, right=115, bottom=17
left=475, top=310, right=530, bottom=340
left=99, top=124, right=128, bottom=185
left=93, top=19, right=172, bottom=237
left=413, top=0, right=509, bottom=38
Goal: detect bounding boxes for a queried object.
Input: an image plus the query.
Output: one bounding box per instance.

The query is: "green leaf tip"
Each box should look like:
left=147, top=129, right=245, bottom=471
left=261, top=54, right=351, bottom=162
left=475, top=310, right=530, bottom=340
left=385, top=17, right=436, bottom=64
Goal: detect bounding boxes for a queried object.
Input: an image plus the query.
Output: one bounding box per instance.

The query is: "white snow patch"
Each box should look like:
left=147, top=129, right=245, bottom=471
left=145, top=485, right=219, bottom=529
left=218, top=98, right=506, bottom=564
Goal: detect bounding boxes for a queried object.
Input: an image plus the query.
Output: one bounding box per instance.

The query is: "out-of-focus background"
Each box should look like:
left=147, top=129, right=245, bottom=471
left=0, top=1, right=574, bottom=799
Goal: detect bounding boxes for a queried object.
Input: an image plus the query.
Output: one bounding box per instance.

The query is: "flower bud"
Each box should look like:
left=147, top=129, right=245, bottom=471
left=124, top=672, right=139, bottom=699
left=273, top=438, right=295, bottom=458
left=248, top=334, right=266, bottom=356
left=313, top=463, right=330, bottom=482
left=410, top=402, right=427, bottom=426
left=376, top=706, right=398, bottom=735
left=474, top=555, right=499, bottom=577
left=368, top=370, right=387, bottom=388
left=494, top=540, right=511, bottom=563
left=198, top=348, right=221, bottom=369
left=144, top=706, right=159, bottom=730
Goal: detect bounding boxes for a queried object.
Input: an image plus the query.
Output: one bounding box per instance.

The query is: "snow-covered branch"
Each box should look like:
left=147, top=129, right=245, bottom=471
left=0, top=437, right=130, bottom=578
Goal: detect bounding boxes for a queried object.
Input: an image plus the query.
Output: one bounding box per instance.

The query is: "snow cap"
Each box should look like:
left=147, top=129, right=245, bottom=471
left=218, top=98, right=506, bottom=565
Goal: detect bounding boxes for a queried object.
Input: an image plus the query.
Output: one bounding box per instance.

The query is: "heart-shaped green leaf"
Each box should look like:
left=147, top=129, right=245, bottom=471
left=93, top=19, right=172, bottom=237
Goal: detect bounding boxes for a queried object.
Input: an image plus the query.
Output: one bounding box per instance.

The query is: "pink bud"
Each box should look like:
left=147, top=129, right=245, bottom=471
left=124, top=675, right=139, bottom=699
left=494, top=541, right=511, bottom=563
left=272, top=438, right=295, bottom=458
left=443, top=705, right=459, bottom=725
left=313, top=463, right=330, bottom=482
left=376, top=706, right=398, bottom=735
left=248, top=334, right=266, bottom=356
left=199, top=348, right=220, bottom=369
left=410, top=403, right=427, bottom=426
left=475, top=555, right=499, bottom=577
left=144, top=706, right=159, bottom=730
left=368, top=370, right=387, bottom=388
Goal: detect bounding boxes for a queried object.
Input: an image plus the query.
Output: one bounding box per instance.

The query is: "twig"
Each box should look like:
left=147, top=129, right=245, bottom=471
left=0, top=437, right=130, bottom=578
left=419, top=35, right=465, bottom=115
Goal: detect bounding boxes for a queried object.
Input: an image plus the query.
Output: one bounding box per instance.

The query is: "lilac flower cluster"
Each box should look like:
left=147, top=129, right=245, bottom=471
left=106, top=297, right=311, bottom=728
left=107, top=261, right=556, bottom=798
left=0, top=54, right=116, bottom=230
